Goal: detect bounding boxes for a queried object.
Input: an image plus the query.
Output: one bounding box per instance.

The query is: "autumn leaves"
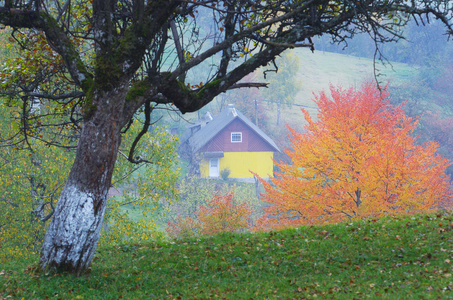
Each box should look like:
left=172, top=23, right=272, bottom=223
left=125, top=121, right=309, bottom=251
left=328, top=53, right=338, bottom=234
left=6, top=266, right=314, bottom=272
left=167, top=82, right=451, bottom=237
left=258, top=82, right=451, bottom=230
left=166, top=191, right=252, bottom=238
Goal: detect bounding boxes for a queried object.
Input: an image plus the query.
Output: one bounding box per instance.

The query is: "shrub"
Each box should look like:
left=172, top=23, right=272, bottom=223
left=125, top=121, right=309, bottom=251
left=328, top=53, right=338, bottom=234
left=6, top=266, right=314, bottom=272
left=166, top=191, right=252, bottom=238
left=220, top=168, right=231, bottom=181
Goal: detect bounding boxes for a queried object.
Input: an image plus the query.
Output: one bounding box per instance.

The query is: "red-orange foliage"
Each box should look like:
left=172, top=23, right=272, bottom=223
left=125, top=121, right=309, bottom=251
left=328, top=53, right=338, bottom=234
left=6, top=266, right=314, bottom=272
left=165, top=215, right=200, bottom=240
left=257, top=82, right=451, bottom=229
left=166, top=191, right=252, bottom=238
left=197, top=191, right=251, bottom=235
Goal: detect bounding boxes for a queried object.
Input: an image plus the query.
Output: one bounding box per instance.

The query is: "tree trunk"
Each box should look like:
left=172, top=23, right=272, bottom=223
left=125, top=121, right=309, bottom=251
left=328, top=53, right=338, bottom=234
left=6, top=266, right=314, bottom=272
left=39, top=89, right=126, bottom=275
left=355, top=188, right=361, bottom=208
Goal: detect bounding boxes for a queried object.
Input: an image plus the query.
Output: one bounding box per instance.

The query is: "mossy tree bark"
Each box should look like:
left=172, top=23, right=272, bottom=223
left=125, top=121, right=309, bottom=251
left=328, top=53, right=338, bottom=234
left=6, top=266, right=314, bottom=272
left=39, top=88, right=128, bottom=274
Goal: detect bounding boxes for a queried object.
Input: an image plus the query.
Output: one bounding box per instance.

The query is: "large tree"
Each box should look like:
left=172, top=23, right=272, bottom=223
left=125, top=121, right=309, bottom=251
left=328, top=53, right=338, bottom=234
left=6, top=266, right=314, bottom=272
left=0, top=0, right=452, bottom=274
left=256, top=83, right=451, bottom=230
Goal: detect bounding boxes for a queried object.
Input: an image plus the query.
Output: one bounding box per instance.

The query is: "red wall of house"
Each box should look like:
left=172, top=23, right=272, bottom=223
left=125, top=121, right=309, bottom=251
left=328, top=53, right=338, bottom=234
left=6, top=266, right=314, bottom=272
left=201, top=119, right=275, bottom=152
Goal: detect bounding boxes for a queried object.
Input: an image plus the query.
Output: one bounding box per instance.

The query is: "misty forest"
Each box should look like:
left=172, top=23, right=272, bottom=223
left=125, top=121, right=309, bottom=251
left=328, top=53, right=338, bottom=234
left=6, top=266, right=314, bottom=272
left=1, top=0, right=453, bottom=298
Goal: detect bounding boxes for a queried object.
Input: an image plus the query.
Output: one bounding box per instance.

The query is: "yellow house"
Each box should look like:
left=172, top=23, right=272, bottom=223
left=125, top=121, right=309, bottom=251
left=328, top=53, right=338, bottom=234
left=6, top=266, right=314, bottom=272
left=182, top=104, right=280, bottom=179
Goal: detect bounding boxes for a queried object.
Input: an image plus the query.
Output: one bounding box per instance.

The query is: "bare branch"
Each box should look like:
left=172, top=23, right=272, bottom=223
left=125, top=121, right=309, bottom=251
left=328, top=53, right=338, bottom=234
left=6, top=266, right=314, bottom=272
left=227, top=82, right=268, bottom=90
left=169, top=0, right=316, bottom=81
left=0, top=197, right=19, bottom=207
left=251, top=36, right=315, bottom=50
left=127, top=100, right=153, bottom=164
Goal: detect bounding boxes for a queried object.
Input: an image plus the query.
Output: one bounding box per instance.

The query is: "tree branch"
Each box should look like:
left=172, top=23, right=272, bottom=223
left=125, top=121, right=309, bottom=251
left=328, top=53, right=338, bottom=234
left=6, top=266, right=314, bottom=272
left=113, top=0, right=179, bottom=78
left=251, top=36, right=315, bottom=50
left=227, top=82, right=268, bottom=90
left=168, top=0, right=316, bottom=81
left=0, top=7, right=93, bottom=92
left=0, top=197, right=19, bottom=207
left=160, top=45, right=287, bottom=113
left=127, top=100, right=153, bottom=164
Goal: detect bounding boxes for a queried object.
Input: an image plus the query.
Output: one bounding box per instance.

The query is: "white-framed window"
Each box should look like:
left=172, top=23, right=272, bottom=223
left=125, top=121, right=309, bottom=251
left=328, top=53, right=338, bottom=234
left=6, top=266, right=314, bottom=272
left=231, top=132, right=242, bottom=143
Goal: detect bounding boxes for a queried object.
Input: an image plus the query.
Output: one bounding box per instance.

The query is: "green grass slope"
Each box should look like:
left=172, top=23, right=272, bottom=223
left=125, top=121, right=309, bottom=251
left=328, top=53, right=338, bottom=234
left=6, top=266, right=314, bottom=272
left=277, top=49, right=420, bottom=129
left=294, top=48, right=419, bottom=105
left=2, top=211, right=452, bottom=299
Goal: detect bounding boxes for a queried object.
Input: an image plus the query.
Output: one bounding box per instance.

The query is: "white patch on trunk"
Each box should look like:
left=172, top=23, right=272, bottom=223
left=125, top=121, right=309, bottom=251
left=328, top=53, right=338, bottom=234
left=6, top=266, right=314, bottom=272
left=40, top=184, right=106, bottom=271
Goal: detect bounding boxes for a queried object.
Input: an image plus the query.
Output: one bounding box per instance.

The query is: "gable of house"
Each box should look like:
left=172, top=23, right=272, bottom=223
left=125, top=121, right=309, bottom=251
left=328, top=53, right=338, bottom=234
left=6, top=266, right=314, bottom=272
left=200, top=118, right=277, bottom=153
left=189, top=105, right=279, bottom=154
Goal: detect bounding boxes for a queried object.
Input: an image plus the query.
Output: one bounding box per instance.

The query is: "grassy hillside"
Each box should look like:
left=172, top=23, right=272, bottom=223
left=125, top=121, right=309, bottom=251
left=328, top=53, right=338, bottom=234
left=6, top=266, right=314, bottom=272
left=275, top=49, right=419, bottom=129
left=2, top=211, right=452, bottom=299
left=293, top=48, right=419, bottom=105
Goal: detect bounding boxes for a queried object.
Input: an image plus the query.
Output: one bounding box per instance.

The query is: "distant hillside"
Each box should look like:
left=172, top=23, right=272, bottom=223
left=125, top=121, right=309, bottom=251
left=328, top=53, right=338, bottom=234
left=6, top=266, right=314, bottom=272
left=293, top=48, right=419, bottom=106
left=257, top=49, right=420, bottom=130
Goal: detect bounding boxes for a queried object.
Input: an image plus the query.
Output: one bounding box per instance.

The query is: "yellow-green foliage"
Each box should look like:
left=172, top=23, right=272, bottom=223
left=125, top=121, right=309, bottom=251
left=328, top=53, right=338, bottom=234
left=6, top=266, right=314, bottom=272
left=259, top=50, right=301, bottom=106
left=0, top=103, right=180, bottom=259
left=100, top=120, right=180, bottom=246
left=0, top=28, right=17, bottom=60
left=0, top=105, right=74, bottom=262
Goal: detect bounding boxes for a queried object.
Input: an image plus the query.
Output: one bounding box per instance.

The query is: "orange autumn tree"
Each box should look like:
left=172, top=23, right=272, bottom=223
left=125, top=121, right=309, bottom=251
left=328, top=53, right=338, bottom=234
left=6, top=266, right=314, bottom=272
left=257, top=82, right=451, bottom=229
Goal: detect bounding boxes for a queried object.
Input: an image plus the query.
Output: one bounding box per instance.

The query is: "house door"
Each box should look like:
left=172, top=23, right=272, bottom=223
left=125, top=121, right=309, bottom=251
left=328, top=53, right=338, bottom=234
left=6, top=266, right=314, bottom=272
left=209, top=158, right=219, bottom=177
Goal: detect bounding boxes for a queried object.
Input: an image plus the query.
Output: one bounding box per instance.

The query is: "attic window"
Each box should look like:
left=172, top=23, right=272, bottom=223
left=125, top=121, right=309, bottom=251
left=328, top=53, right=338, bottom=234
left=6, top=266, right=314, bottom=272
left=231, top=132, right=242, bottom=143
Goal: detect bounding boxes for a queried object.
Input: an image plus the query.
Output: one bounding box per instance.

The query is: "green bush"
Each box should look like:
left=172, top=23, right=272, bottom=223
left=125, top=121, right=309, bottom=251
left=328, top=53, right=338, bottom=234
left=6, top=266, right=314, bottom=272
left=220, top=168, right=231, bottom=181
